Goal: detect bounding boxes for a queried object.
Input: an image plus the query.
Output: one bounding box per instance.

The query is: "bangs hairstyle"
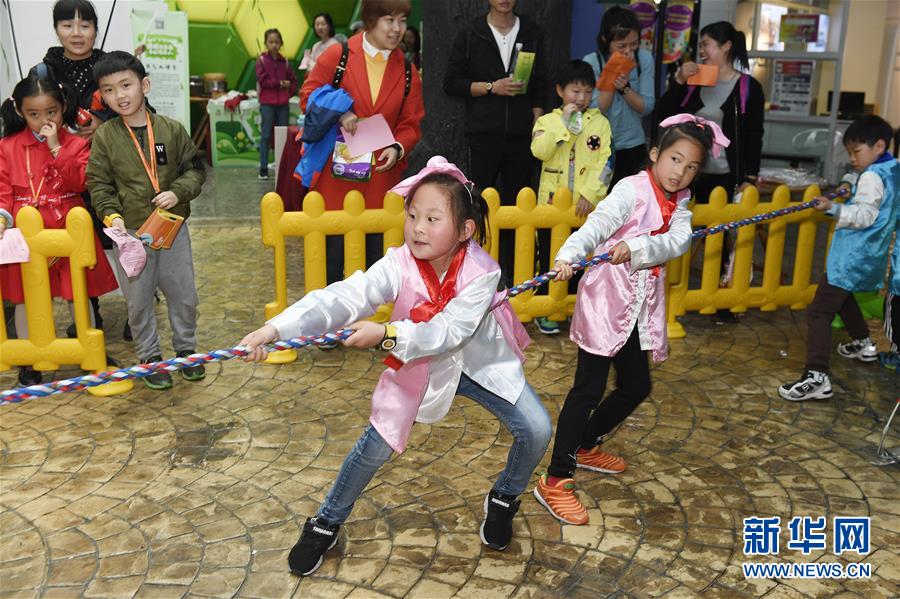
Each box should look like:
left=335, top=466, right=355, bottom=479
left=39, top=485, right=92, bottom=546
left=53, top=0, right=98, bottom=29
left=0, top=75, right=77, bottom=138
left=405, top=173, right=489, bottom=247
left=361, top=0, right=411, bottom=30
left=557, top=59, right=596, bottom=89
left=313, top=13, right=336, bottom=38
left=263, top=28, right=283, bottom=43
left=93, top=50, right=146, bottom=83
left=597, top=6, right=640, bottom=57
left=844, top=115, right=894, bottom=149
left=656, top=122, right=716, bottom=167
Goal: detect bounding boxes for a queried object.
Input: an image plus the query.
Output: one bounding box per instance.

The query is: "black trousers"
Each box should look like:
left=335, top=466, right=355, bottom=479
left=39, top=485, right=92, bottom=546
left=548, top=327, right=651, bottom=479
left=610, top=144, right=648, bottom=189
left=469, top=137, right=535, bottom=287
left=693, top=171, right=736, bottom=204
left=886, top=293, right=899, bottom=350
left=325, top=233, right=384, bottom=284
left=806, top=275, right=869, bottom=372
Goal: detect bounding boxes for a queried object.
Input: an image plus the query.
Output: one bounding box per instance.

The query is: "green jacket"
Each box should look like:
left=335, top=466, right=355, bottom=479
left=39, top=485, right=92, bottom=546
left=87, top=113, right=205, bottom=228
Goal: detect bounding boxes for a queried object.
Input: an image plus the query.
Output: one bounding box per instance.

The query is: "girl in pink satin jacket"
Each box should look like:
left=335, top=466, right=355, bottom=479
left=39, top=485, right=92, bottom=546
left=239, top=157, right=551, bottom=576
left=533, top=116, right=729, bottom=526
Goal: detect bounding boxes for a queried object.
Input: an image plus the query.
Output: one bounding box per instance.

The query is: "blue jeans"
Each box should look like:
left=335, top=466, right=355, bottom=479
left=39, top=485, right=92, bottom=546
left=316, top=374, right=552, bottom=526
left=259, top=103, right=289, bottom=168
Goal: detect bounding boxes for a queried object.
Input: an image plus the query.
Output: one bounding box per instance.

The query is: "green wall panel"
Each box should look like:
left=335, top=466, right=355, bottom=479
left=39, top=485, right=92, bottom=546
left=187, top=22, right=249, bottom=88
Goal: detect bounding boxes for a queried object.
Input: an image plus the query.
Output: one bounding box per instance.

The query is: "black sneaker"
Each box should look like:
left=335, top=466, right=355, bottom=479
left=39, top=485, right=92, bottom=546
left=258, top=167, right=269, bottom=180
left=141, top=355, right=173, bottom=390
left=18, top=366, right=42, bottom=386
left=288, top=517, right=340, bottom=576
left=480, top=490, right=520, bottom=550
left=176, top=350, right=206, bottom=381
left=778, top=370, right=833, bottom=401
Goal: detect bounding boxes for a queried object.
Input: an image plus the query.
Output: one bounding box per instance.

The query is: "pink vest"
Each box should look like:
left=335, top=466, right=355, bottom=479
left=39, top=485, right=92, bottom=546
left=370, top=240, right=530, bottom=453
left=570, top=171, right=691, bottom=362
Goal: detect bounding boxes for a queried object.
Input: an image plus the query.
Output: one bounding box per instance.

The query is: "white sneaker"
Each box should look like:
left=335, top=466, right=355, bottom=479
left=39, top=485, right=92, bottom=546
left=778, top=370, right=833, bottom=401
left=836, top=337, right=878, bottom=362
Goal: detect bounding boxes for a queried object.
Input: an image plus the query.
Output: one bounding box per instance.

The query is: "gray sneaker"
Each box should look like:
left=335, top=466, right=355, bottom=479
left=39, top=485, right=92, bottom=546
left=778, top=370, right=833, bottom=401
left=836, top=337, right=878, bottom=362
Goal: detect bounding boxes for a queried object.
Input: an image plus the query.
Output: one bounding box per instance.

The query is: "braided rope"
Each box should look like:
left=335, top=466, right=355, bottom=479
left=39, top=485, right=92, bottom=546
left=1, top=189, right=847, bottom=405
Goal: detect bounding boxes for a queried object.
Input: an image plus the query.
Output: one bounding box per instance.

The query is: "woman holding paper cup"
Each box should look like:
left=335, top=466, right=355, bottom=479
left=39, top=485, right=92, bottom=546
left=657, top=21, right=764, bottom=204
left=299, top=0, right=424, bottom=286
left=584, top=6, right=656, bottom=187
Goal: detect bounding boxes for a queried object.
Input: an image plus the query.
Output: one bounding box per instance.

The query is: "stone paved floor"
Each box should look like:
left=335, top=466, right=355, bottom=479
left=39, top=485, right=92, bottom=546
left=2, top=213, right=899, bottom=597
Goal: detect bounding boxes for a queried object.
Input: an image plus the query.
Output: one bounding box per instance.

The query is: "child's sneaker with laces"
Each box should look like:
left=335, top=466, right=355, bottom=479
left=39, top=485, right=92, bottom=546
left=576, top=446, right=626, bottom=473
left=534, top=317, right=561, bottom=335
left=533, top=474, right=589, bottom=525
left=879, top=351, right=900, bottom=371
left=141, top=356, right=173, bottom=390
left=176, top=350, right=206, bottom=381
left=480, top=490, right=520, bottom=550
left=288, top=517, right=340, bottom=576
left=837, top=337, right=878, bottom=362
left=778, top=370, right=833, bottom=401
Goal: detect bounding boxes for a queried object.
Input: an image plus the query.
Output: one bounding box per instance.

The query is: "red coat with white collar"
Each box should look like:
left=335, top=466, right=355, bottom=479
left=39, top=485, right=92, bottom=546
left=299, top=33, right=424, bottom=210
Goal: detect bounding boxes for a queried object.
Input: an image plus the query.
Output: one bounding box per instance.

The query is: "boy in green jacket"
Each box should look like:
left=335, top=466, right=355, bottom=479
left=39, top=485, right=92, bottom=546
left=87, top=51, right=206, bottom=390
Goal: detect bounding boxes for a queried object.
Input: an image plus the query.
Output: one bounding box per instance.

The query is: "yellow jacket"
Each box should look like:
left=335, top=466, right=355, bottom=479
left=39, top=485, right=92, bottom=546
left=531, top=108, right=612, bottom=206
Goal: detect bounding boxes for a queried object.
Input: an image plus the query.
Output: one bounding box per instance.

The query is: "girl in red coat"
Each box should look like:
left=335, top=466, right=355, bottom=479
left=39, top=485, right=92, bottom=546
left=0, top=75, right=118, bottom=386
left=300, top=0, right=425, bottom=286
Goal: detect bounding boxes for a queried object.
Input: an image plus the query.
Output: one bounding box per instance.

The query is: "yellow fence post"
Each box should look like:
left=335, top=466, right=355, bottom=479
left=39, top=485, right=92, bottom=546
left=0, top=206, right=132, bottom=396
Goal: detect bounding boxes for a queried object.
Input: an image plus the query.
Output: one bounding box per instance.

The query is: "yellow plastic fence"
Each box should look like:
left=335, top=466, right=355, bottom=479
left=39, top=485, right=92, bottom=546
left=0, top=206, right=131, bottom=396
left=261, top=183, right=833, bottom=344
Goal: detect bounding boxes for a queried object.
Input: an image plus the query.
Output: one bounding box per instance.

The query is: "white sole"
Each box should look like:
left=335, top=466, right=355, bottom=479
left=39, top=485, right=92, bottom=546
left=293, top=532, right=338, bottom=577
left=778, top=388, right=833, bottom=401
left=532, top=486, right=587, bottom=526
left=575, top=462, right=625, bottom=474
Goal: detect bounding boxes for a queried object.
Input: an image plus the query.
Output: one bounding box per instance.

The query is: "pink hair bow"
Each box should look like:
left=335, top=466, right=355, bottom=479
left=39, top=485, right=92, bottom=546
left=389, top=156, right=473, bottom=197
left=659, top=113, right=731, bottom=158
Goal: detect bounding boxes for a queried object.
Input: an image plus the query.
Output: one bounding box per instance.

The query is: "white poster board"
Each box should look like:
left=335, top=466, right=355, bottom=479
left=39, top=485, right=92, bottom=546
left=770, top=60, right=815, bottom=116
left=131, top=9, right=189, bottom=130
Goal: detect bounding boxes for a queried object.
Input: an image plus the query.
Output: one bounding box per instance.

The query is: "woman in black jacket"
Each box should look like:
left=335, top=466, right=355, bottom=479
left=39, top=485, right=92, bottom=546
left=657, top=21, right=764, bottom=204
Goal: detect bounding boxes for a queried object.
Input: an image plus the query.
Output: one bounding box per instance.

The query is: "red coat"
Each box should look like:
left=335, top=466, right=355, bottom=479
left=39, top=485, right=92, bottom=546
left=0, top=127, right=117, bottom=303
left=300, top=33, right=424, bottom=211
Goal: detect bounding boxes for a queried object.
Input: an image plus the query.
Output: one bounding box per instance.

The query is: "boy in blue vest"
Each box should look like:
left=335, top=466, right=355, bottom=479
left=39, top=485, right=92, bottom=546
left=779, top=115, right=900, bottom=401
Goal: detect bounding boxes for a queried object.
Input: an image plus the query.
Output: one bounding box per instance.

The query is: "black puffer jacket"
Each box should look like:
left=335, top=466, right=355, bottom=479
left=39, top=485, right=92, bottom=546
left=656, top=75, right=765, bottom=184
left=443, top=13, right=547, bottom=142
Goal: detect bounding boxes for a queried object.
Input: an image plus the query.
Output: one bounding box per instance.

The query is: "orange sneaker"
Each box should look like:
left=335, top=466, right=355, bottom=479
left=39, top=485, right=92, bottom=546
left=533, top=474, right=589, bottom=525
left=576, top=447, right=626, bottom=473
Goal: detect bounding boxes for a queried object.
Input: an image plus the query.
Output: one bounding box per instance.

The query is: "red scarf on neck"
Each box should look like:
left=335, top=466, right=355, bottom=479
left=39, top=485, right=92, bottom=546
left=409, top=243, right=468, bottom=323
left=646, top=169, right=679, bottom=276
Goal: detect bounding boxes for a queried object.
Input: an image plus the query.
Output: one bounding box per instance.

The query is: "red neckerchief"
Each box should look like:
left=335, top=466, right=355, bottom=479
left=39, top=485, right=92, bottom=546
left=410, top=243, right=467, bottom=322
left=646, top=168, right=677, bottom=236
left=383, top=243, right=468, bottom=371
left=646, top=169, right=678, bottom=276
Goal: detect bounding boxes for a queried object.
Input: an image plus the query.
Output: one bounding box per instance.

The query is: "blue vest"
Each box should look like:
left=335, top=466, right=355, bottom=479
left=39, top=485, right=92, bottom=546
left=826, top=155, right=900, bottom=292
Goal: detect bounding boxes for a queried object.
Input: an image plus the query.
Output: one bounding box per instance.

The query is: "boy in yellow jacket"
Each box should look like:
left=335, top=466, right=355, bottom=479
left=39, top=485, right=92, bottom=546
left=531, top=59, right=612, bottom=334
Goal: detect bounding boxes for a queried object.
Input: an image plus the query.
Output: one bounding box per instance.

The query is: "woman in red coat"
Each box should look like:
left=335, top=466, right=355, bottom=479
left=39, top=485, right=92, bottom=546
left=299, top=0, right=424, bottom=284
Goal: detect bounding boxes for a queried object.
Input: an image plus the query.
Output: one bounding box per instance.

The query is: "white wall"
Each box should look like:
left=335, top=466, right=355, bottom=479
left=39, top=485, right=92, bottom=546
left=0, top=0, right=166, bottom=98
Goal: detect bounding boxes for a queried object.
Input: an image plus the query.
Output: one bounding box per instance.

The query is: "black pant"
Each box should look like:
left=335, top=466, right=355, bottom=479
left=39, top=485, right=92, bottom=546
left=806, top=275, right=869, bottom=372
left=325, top=233, right=384, bottom=284
left=548, top=327, right=651, bottom=479
left=610, top=145, right=648, bottom=189
left=693, top=171, right=736, bottom=204
left=536, top=228, right=580, bottom=297
left=469, top=137, right=535, bottom=287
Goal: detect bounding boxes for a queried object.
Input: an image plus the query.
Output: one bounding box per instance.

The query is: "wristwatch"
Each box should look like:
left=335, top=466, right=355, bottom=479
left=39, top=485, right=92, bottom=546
left=485, top=81, right=493, bottom=94
left=618, top=83, right=631, bottom=96
left=380, top=324, right=398, bottom=351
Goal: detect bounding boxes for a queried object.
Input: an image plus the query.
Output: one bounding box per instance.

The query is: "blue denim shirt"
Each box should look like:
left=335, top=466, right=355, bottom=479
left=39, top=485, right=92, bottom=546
left=584, top=48, right=655, bottom=152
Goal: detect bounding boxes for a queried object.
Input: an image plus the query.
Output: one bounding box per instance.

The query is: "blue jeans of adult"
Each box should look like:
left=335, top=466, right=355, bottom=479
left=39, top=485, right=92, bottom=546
left=259, top=103, right=289, bottom=169
left=315, top=374, right=552, bottom=527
